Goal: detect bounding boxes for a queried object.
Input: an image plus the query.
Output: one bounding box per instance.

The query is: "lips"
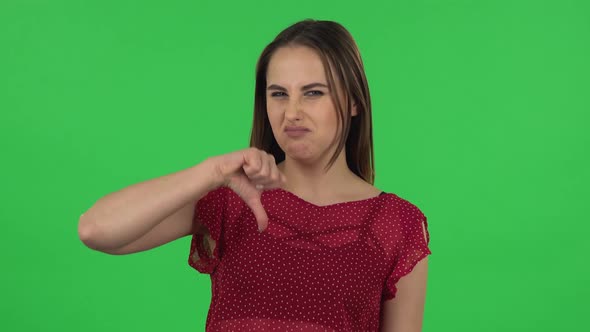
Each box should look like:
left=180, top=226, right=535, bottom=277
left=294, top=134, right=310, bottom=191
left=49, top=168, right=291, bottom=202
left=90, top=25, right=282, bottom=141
left=284, top=126, right=310, bottom=138
left=284, top=126, right=310, bottom=132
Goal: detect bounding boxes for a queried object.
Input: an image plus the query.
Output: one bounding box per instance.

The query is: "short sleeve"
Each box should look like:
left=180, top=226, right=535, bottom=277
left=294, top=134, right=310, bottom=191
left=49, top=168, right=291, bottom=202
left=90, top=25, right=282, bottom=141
left=188, top=186, right=229, bottom=274
left=383, top=209, right=432, bottom=300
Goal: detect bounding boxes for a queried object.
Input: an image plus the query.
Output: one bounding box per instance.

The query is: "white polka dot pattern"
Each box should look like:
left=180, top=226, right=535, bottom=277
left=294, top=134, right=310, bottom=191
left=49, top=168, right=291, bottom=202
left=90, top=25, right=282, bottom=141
left=188, top=186, right=432, bottom=331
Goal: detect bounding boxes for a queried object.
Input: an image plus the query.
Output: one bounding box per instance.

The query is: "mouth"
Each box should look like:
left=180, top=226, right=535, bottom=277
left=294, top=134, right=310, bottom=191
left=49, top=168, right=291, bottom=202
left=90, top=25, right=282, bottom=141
left=284, top=127, right=310, bottom=138
left=284, top=126, right=310, bottom=132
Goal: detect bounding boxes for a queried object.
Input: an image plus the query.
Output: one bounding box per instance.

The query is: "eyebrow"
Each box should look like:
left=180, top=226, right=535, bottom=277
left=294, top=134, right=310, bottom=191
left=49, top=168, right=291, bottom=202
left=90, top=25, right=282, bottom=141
left=267, top=83, right=329, bottom=91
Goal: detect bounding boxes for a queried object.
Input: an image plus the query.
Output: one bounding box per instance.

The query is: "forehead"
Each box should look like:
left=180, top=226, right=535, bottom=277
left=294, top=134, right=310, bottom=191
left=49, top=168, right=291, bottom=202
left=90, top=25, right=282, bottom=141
left=266, top=46, right=327, bottom=86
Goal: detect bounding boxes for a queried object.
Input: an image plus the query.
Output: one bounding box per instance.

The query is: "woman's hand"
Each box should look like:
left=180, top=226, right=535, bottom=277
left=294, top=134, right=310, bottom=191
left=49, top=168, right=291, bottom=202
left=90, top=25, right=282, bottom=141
left=208, top=147, right=287, bottom=232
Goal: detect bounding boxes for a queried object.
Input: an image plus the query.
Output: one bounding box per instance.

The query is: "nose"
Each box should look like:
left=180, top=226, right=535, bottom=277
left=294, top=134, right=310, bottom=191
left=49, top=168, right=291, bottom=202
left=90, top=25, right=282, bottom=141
left=284, top=98, right=303, bottom=121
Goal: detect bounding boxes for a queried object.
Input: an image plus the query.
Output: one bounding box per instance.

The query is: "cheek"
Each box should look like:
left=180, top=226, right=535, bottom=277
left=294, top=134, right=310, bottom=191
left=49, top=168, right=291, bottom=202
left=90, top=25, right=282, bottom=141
left=266, top=101, right=282, bottom=119
left=266, top=108, right=281, bottom=136
left=316, top=101, right=339, bottom=128
left=320, top=108, right=342, bottom=143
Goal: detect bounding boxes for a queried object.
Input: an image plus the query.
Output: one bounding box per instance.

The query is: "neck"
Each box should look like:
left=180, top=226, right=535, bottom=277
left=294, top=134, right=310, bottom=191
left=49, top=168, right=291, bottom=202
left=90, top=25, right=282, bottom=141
left=277, top=148, right=363, bottom=198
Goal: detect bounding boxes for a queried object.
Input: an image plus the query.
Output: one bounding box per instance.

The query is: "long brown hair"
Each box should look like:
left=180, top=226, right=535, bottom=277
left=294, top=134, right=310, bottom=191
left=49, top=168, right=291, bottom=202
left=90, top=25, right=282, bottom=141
left=249, top=19, right=375, bottom=184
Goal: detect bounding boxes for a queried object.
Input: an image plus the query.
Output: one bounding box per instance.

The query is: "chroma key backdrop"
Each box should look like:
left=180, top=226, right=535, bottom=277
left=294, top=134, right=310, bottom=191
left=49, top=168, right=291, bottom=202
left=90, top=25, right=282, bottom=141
left=1, top=0, right=588, bottom=331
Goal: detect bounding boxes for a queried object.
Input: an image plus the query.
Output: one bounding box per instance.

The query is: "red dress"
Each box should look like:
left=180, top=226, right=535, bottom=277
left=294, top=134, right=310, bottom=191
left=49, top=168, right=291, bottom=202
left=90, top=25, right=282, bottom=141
left=188, top=186, right=431, bottom=331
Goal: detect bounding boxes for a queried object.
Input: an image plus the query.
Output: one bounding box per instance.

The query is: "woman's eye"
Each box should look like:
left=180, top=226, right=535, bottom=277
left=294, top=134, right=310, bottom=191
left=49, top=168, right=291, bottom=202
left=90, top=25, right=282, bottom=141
left=270, top=91, right=324, bottom=98
left=305, top=90, right=324, bottom=97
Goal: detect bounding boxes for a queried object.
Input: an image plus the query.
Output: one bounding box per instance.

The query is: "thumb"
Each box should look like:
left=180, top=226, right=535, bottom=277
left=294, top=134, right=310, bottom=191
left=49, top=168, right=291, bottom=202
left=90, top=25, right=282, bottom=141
left=244, top=195, right=269, bottom=232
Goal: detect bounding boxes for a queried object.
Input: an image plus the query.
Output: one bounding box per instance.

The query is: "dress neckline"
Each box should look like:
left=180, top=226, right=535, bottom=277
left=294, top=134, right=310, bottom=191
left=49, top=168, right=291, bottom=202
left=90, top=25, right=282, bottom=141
left=271, top=187, right=388, bottom=209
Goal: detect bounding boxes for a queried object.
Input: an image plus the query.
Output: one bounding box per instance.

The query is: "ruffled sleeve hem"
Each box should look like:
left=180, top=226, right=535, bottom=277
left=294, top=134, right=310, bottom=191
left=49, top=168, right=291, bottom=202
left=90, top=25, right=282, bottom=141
left=189, top=227, right=221, bottom=274
left=382, top=247, right=431, bottom=301
left=382, top=214, right=432, bottom=301
left=188, top=186, right=229, bottom=275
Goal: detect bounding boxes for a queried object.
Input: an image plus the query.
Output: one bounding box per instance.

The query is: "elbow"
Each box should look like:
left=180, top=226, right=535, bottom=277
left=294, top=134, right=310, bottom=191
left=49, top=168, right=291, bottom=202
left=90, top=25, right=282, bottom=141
left=78, top=216, right=128, bottom=255
left=78, top=216, right=99, bottom=249
left=78, top=216, right=111, bottom=252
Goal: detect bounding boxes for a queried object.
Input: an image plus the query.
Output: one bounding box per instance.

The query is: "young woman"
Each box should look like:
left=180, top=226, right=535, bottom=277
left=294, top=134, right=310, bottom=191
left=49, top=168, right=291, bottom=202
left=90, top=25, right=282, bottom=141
left=79, top=19, right=432, bottom=332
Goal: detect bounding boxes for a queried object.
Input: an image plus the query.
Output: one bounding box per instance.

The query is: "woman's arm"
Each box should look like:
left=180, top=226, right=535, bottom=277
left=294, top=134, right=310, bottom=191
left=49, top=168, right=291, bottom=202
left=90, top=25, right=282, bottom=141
left=381, top=223, right=430, bottom=332
left=78, top=158, right=221, bottom=254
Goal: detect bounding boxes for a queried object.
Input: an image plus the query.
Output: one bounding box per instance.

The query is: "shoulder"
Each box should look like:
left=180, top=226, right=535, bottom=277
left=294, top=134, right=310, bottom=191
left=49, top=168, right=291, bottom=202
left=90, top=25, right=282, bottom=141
left=350, top=182, right=425, bottom=220
left=375, top=190, right=428, bottom=237
left=381, top=191, right=425, bottom=219
left=371, top=190, right=430, bottom=255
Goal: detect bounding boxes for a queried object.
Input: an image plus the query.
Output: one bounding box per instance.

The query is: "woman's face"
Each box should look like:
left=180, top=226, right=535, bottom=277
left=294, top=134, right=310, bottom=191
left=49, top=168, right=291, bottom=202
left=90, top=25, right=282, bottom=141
left=266, top=45, right=357, bottom=164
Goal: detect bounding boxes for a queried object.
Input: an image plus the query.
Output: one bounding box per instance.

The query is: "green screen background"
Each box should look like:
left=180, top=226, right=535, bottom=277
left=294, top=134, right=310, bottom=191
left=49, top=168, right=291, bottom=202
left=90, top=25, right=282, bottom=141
left=1, top=0, right=588, bottom=331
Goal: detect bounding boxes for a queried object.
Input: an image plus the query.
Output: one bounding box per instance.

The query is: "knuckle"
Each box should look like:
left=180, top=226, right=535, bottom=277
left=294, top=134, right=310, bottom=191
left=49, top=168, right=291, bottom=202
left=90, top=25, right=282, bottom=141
left=246, top=148, right=257, bottom=157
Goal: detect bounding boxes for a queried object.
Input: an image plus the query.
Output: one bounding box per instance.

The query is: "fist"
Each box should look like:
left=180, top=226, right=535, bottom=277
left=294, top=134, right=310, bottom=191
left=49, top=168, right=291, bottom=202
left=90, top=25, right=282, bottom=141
left=208, top=147, right=287, bottom=232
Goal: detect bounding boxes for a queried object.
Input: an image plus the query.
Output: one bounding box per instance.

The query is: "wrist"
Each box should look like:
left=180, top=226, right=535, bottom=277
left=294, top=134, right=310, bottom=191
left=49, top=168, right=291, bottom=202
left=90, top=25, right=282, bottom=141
left=200, top=157, right=226, bottom=190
